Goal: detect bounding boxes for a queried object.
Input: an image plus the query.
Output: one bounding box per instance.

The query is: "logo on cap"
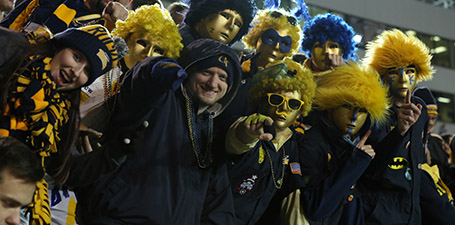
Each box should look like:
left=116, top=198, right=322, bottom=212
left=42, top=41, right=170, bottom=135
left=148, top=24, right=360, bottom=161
left=218, top=56, right=229, bottom=67
left=96, top=49, right=110, bottom=71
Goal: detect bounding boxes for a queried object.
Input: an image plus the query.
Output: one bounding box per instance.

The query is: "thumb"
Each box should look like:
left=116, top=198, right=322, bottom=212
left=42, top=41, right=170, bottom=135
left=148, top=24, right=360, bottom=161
left=417, top=104, right=423, bottom=111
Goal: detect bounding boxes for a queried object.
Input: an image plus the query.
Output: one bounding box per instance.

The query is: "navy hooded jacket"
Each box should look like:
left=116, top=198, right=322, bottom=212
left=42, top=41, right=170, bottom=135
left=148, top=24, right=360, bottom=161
left=76, top=39, right=242, bottom=225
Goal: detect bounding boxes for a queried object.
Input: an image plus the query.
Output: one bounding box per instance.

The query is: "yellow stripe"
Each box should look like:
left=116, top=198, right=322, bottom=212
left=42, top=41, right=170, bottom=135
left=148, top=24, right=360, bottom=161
left=66, top=198, right=77, bottom=225
left=9, top=0, right=40, bottom=31
left=53, top=4, right=77, bottom=26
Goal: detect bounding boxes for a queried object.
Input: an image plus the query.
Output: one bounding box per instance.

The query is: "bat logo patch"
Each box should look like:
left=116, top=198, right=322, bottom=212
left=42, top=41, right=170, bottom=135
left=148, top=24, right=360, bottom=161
left=388, top=157, right=408, bottom=170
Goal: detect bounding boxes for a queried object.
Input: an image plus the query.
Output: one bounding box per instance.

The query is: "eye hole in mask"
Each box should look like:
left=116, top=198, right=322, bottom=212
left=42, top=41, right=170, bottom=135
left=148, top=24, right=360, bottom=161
left=260, top=29, right=292, bottom=53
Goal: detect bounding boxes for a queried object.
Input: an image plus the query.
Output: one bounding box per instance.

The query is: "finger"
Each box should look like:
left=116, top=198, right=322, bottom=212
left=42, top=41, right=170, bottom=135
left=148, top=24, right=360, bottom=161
left=406, top=89, right=411, bottom=104
left=264, top=117, right=274, bottom=126
left=259, top=133, right=274, bottom=141
left=417, top=104, right=422, bottom=111
left=238, top=51, right=244, bottom=61
left=83, top=135, right=93, bottom=153
left=356, top=130, right=372, bottom=148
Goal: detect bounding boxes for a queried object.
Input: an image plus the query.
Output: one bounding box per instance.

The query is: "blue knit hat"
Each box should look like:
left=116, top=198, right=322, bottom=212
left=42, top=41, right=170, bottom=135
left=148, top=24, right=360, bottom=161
left=52, top=25, right=122, bottom=86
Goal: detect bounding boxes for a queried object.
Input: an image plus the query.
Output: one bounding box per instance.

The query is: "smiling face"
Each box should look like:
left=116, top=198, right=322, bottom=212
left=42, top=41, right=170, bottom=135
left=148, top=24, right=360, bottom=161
left=196, top=9, right=243, bottom=44
left=329, top=104, right=368, bottom=135
left=50, top=48, right=90, bottom=91
left=255, top=28, right=291, bottom=68
left=185, top=66, right=229, bottom=114
left=384, top=65, right=417, bottom=101
left=311, top=40, right=343, bottom=70
left=124, top=32, right=164, bottom=69
left=261, top=90, right=302, bottom=132
left=0, top=169, right=36, bottom=225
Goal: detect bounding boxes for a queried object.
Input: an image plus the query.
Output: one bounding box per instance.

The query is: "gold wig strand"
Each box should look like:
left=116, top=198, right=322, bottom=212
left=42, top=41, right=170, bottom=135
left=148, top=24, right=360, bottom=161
left=315, top=62, right=390, bottom=124
left=249, top=57, right=316, bottom=117
left=242, top=9, right=302, bottom=58
left=112, top=4, right=183, bottom=59
left=363, top=29, right=435, bottom=82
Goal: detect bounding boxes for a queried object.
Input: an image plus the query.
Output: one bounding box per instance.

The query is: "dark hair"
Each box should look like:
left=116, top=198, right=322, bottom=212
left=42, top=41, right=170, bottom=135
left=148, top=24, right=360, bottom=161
left=184, top=0, right=256, bottom=44
left=0, top=38, right=80, bottom=184
left=0, top=136, right=44, bottom=184
left=167, top=2, right=189, bottom=12
left=131, top=0, right=163, bottom=10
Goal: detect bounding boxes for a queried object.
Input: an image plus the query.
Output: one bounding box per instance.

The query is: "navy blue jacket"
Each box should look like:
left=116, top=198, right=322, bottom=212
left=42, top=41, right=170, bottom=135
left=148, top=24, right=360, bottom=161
left=77, top=39, right=242, bottom=225
left=228, top=132, right=304, bottom=225
left=299, top=119, right=372, bottom=225
left=359, top=96, right=428, bottom=225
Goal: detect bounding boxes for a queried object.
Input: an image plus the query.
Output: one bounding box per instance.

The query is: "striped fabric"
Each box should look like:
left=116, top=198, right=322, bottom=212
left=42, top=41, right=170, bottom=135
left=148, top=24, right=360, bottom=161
left=0, top=56, right=72, bottom=225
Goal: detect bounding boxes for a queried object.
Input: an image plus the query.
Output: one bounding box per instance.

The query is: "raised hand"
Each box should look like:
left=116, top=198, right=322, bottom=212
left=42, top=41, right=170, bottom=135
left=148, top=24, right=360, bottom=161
left=243, top=113, right=274, bottom=141
left=102, top=1, right=129, bottom=22
left=325, top=53, right=344, bottom=70
left=356, top=130, right=375, bottom=158
left=397, top=90, right=422, bottom=136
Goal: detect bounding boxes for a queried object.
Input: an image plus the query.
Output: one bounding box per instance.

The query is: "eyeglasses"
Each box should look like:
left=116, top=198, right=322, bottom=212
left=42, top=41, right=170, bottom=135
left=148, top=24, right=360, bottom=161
left=267, top=93, right=304, bottom=111
left=269, top=11, right=297, bottom=26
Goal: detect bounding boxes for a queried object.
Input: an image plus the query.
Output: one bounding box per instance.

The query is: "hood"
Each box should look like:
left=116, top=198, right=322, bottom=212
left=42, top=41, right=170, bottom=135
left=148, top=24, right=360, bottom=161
left=178, top=38, right=241, bottom=118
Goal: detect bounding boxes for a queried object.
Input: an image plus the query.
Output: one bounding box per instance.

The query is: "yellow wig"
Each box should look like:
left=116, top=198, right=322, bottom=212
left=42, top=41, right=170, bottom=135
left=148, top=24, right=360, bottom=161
left=315, top=63, right=390, bottom=124
left=242, top=9, right=302, bottom=58
left=112, top=4, right=183, bottom=59
left=363, top=29, right=434, bottom=82
left=249, top=58, right=316, bottom=117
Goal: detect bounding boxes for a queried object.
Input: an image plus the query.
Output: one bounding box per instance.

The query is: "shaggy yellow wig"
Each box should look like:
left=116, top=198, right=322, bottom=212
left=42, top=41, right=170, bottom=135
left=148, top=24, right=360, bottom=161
left=242, top=9, right=302, bottom=58
left=315, top=62, right=390, bottom=124
left=363, top=29, right=434, bottom=82
left=112, top=4, right=183, bottom=59
left=249, top=57, right=316, bottom=117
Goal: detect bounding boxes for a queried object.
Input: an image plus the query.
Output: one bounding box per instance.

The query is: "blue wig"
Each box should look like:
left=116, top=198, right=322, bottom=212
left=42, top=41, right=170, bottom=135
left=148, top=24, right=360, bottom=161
left=184, top=0, right=257, bottom=44
left=301, top=13, right=357, bottom=60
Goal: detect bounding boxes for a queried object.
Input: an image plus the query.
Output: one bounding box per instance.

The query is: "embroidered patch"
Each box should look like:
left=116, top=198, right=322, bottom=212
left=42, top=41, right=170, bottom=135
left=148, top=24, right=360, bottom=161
left=290, top=162, right=301, bottom=175
left=388, top=157, right=408, bottom=170
left=238, top=175, right=258, bottom=195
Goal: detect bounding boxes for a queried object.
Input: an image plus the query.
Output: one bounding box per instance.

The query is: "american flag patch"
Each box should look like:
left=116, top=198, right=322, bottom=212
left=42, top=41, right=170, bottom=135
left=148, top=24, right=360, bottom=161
left=290, top=163, right=301, bottom=175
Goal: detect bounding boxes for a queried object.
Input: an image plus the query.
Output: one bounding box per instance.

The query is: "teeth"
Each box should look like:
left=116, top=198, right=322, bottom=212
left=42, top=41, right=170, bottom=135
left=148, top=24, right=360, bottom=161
left=61, top=71, right=70, bottom=83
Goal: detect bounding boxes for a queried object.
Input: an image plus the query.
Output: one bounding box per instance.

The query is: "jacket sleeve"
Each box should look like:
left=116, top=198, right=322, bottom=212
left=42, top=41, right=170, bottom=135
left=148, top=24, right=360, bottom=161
left=300, top=137, right=372, bottom=220
left=117, top=57, right=186, bottom=111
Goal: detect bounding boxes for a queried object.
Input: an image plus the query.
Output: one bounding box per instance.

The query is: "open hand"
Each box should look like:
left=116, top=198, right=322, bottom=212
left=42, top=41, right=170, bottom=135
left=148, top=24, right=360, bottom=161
left=243, top=113, right=274, bottom=141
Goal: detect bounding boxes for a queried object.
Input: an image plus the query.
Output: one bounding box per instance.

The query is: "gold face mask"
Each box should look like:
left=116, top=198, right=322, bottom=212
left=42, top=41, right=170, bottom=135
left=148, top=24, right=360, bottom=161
left=384, top=65, right=417, bottom=100
left=255, top=28, right=291, bottom=67
left=124, top=32, right=165, bottom=69
left=196, top=9, right=243, bottom=44
left=262, top=91, right=302, bottom=132
left=330, top=104, right=368, bottom=135
left=310, top=40, right=342, bottom=70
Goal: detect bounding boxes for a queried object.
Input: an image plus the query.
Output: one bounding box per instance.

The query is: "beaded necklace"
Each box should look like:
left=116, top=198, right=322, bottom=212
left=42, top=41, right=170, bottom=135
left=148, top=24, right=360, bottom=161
left=103, top=68, right=123, bottom=118
left=265, top=144, right=286, bottom=189
left=182, top=88, right=214, bottom=168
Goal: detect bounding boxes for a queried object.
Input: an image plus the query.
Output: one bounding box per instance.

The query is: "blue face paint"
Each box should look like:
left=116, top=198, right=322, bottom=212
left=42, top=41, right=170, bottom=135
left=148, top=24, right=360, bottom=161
left=347, top=107, right=359, bottom=135
left=409, top=75, right=415, bottom=85
left=260, top=29, right=292, bottom=53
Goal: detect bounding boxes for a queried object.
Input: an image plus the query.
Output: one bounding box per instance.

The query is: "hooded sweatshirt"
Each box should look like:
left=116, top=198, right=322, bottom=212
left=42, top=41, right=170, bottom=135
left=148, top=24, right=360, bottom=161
left=76, top=39, right=241, bottom=225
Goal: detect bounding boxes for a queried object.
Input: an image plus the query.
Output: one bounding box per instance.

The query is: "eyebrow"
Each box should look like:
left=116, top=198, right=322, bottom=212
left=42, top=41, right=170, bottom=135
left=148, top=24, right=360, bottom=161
left=1, top=196, right=25, bottom=208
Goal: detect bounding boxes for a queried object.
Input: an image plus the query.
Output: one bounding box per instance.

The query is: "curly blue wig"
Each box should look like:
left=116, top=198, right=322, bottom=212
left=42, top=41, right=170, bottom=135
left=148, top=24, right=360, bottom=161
left=301, top=13, right=357, bottom=60
left=184, top=0, right=257, bottom=44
